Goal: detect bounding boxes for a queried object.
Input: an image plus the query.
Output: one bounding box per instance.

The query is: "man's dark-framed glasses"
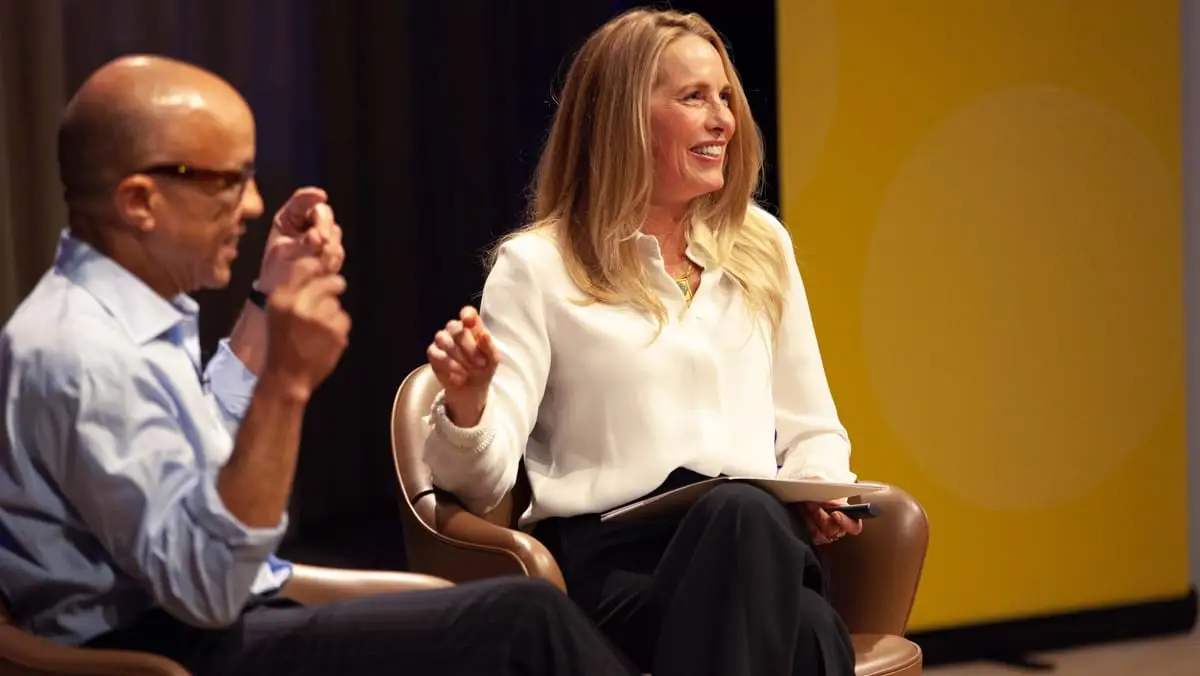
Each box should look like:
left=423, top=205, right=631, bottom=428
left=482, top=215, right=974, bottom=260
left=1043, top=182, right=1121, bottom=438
left=134, top=162, right=256, bottom=200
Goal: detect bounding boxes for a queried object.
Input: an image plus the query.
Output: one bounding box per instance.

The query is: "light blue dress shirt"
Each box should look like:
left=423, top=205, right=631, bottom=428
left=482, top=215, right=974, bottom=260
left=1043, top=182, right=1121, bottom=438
left=0, top=230, right=293, bottom=645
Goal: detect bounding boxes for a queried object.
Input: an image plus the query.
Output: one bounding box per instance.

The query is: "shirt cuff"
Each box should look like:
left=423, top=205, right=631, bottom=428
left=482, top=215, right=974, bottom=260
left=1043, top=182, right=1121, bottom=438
left=429, top=391, right=496, bottom=452
left=251, top=554, right=295, bottom=596
left=204, top=339, right=257, bottom=422
left=188, top=473, right=288, bottom=549
left=777, top=445, right=857, bottom=484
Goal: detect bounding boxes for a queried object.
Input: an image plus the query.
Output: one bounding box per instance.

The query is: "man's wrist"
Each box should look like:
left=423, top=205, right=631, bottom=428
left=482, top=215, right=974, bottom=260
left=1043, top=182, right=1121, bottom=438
left=256, top=371, right=313, bottom=407
left=248, top=280, right=268, bottom=310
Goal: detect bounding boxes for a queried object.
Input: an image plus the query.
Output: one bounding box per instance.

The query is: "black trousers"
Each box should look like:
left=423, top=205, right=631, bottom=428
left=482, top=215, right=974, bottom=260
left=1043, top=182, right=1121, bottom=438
left=533, top=469, right=857, bottom=676
left=85, top=576, right=637, bottom=675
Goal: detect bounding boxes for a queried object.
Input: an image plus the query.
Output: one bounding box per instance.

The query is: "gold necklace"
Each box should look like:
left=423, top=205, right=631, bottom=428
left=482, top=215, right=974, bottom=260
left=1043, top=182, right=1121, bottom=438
left=673, top=264, right=694, bottom=302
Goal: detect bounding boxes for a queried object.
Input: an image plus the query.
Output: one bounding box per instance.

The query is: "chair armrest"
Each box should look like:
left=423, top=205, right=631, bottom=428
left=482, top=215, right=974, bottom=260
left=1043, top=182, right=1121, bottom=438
left=279, top=564, right=453, bottom=606
left=427, top=500, right=566, bottom=592
left=0, top=623, right=187, bottom=676
left=821, top=482, right=929, bottom=636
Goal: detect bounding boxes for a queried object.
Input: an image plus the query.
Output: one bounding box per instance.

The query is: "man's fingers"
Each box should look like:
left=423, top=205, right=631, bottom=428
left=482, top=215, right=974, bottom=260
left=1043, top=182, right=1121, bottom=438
left=321, top=242, right=346, bottom=274
left=309, top=274, right=348, bottom=298
left=313, top=296, right=343, bottom=322
left=276, top=257, right=324, bottom=294
left=293, top=275, right=347, bottom=315
left=303, top=225, right=327, bottom=249
left=320, top=220, right=345, bottom=270
left=310, top=203, right=335, bottom=231
left=268, top=236, right=312, bottom=260
left=292, top=186, right=328, bottom=203
left=329, top=310, right=352, bottom=340
left=275, top=187, right=329, bottom=235
left=303, top=203, right=335, bottom=245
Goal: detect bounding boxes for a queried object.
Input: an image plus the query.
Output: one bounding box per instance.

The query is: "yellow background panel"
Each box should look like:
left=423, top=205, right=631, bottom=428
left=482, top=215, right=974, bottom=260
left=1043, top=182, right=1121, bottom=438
left=776, top=0, right=1186, bottom=630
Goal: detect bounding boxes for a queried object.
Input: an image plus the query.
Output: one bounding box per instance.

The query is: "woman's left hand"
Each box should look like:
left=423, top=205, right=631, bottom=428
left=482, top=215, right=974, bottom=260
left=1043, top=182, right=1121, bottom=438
left=800, top=499, right=864, bottom=545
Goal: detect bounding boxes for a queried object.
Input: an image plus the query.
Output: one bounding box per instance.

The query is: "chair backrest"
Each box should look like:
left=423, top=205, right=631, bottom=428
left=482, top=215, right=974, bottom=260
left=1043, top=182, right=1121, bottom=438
left=390, top=364, right=531, bottom=533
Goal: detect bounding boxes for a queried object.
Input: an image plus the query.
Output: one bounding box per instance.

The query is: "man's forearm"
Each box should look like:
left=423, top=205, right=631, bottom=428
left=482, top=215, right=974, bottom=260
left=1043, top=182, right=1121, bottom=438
left=226, top=301, right=267, bottom=376
left=216, top=373, right=308, bottom=528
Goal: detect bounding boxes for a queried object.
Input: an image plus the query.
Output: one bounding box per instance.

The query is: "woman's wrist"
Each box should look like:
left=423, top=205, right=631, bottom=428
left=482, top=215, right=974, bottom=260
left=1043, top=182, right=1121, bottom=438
left=443, top=389, right=487, bottom=428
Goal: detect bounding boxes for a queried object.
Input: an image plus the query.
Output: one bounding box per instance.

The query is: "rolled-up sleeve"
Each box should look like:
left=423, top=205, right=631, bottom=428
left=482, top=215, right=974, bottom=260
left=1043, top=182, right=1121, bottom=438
left=37, top=346, right=283, bottom=628
left=204, top=338, right=257, bottom=437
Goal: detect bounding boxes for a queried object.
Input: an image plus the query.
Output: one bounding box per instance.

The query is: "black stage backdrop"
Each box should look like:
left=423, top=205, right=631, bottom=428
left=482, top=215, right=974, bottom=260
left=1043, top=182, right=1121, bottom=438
left=48, top=0, right=777, bottom=565
left=276, top=0, right=779, bottom=562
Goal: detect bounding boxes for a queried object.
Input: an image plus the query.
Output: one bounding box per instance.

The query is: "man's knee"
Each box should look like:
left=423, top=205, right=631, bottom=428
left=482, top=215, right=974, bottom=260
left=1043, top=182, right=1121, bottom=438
left=480, top=576, right=572, bottom=614
left=479, top=576, right=599, bottom=648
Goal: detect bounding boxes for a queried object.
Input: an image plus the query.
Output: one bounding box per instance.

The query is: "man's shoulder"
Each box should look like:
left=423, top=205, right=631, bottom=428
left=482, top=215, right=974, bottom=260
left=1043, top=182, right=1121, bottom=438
left=3, top=275, right=135, bottom=393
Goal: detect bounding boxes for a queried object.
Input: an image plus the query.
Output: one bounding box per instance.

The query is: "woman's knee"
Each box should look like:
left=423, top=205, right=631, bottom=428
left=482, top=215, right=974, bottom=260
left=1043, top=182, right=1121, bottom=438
left=680, top=483, right=818, bottom=561
left=692, top=482, right=790, bottom=523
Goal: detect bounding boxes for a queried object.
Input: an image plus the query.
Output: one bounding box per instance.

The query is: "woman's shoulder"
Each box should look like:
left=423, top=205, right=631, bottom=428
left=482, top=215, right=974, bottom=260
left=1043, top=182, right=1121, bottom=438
left=496, top=226, right=561, bottom=261
left=744, top=202, right=793, bottom=245
left=490, top=225, right=568, bottom=282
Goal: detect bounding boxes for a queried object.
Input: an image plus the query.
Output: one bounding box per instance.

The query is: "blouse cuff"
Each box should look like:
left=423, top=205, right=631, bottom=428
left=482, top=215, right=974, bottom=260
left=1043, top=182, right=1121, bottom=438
left=429, top=391, right=496, bottom=452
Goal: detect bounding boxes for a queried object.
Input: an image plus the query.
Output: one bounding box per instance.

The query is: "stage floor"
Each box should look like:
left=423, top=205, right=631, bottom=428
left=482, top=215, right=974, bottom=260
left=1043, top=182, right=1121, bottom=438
left=925, top=632, right=1200, bottom=675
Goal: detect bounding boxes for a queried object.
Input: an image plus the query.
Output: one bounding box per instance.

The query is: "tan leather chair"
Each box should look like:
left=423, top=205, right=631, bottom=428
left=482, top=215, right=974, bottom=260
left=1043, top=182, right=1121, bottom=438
left=391, top=364, right=928, bottom=676
left=0, top=564, right=452, bottom=675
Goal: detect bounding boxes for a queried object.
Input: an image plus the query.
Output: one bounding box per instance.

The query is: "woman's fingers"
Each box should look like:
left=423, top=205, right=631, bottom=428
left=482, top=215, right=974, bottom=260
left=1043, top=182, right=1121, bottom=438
left=426, top=344, right=470, bottom=387
left=427, top=308, right=499, bottom=389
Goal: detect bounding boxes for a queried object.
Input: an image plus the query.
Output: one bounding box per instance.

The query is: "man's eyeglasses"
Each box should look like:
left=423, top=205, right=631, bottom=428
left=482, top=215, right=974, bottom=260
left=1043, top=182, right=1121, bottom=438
left=133, top=163, right=256, bottom=201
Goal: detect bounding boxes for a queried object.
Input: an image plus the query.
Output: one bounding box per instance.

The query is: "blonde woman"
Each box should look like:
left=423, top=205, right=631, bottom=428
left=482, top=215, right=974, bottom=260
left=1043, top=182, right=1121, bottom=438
left=424, top=8, right=859, bottom=676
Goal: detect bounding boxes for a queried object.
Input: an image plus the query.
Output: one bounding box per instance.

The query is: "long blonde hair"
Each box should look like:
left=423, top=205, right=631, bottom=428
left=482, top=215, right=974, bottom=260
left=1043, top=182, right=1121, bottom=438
left=493, top=8, right=789, bottom=338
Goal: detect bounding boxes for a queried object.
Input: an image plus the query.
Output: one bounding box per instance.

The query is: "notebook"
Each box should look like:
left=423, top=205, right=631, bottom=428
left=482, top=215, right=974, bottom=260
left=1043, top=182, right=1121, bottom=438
left=599, top=476, right=886, bottom=523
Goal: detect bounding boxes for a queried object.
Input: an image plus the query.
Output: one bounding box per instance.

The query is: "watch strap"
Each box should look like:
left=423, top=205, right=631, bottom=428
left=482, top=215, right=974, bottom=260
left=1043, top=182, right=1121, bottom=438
left=248, top=281, right=268, bottom=310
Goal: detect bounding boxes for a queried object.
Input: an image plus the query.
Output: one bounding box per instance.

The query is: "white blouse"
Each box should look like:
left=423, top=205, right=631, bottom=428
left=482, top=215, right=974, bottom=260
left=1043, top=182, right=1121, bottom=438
left=424, top=205, right=855, bottom=525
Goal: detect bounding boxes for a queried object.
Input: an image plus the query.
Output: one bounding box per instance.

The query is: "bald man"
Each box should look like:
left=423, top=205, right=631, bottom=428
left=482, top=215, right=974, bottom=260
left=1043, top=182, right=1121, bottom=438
left=0, top=56, right=635, bottom=675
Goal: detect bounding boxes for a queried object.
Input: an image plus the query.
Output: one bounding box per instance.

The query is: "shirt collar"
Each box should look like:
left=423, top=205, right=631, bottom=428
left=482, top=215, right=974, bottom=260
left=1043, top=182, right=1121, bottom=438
left=635, top=226, right=714, bottom=268
left=53, top=229, right=199, bottom=345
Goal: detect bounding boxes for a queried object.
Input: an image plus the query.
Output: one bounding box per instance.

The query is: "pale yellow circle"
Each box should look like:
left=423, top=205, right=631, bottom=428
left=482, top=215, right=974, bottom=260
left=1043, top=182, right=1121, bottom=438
left=862, top=85, right=1182, bottom=511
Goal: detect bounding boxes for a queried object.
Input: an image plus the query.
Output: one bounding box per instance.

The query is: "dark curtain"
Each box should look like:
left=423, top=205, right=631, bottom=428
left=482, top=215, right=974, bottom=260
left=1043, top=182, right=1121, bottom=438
left=9, top=0, right=776, bottom=568
left=294, top=0, right=778, bottom=567
left=53, top=0, right=323, bottom=360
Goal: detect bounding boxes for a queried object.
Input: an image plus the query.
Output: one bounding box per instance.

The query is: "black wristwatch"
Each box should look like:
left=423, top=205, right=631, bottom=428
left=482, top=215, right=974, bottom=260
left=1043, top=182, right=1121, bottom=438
left=248, top=281, right=268, bottom=310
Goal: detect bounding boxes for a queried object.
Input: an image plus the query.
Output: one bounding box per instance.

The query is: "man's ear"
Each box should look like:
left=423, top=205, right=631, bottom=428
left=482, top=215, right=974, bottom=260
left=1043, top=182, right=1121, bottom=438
left=112, top=175, right=157, bottom=233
